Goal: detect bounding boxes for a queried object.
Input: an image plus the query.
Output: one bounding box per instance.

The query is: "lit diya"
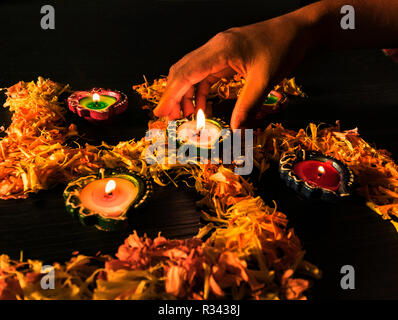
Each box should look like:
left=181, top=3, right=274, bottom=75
left=279, top=150, right=355, bottom=202
left=63, top=168, right=152, bottom=231
left=169, top=109, right=230, bottom=161
left=67, top=88, right=128, bottom=121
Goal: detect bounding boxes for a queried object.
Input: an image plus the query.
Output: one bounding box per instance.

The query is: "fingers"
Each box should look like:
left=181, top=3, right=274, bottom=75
left=154, top=51, right=212, bottom=118
left=153, top=68, right=221, bottom=119
left=154, top=39, right=230, bottom=119
left=195, top=78, right=212, bottom=113
left=153, top=76, right=193, bottom=118
left=181, top=86, right=195, bottom=118
left=230, top=64, right=270, bottom=130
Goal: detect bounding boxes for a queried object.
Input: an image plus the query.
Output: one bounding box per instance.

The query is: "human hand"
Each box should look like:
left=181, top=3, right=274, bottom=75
left=154, top=13, right=313, bottom=129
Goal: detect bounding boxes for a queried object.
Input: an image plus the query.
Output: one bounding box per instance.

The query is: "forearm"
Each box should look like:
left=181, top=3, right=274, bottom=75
left=288, top=0, right=398, bottom=50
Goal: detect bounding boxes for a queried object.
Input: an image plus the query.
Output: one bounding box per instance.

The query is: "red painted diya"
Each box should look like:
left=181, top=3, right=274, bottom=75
left=279, top=150, right=355, bottom=202
left=67, top=88, right=128, bottom=121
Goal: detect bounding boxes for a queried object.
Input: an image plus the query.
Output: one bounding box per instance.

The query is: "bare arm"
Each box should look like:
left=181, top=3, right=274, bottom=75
left=154, top=0, right=398, bottom=129
left=298, top=0, right=398, bottom=49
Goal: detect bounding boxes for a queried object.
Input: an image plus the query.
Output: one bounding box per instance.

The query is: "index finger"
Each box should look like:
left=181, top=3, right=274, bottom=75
left=153, top=75, right=193, bottom=118
left=153, top=47, right=218, bottom=118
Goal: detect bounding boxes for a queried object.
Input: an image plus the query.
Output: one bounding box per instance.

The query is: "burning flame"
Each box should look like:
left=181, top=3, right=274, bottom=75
left=105, top=179, right=116, bottom=194
left=93, top=93, right=100, bottom=103
left=196, top=108, right=206, bottom=131
left=318, top=165, right=325, bottom=176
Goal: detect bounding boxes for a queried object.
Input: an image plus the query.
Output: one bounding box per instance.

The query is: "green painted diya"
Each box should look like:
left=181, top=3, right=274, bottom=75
left=67, top=88, right=128, bottom=121
left=254, top=90, right=288, bottom=120
left=263, top=90, right=288, bottom=112
left=63, top=168, right=152, bottom=231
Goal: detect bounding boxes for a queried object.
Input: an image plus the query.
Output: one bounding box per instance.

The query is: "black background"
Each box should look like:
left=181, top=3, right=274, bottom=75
left=0, top=0, right=397, bottom=299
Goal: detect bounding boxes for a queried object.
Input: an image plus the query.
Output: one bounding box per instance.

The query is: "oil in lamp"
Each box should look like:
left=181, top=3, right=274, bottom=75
left=63, top=168, right=152, bottom=231
left=279, top=150, right=355, bottom=202
left=67, top=88, right=128, bottom=122
left=175, top=109, right=226, bottom=148
left=167, top=109, right=230, bottom=163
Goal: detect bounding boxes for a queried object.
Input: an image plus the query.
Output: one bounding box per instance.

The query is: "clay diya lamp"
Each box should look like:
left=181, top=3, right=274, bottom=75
left=279, top=149, right=355, bottom=202
left=63, top=168, right=152, bottom=231
left=67, top=88, right=128, bottom=122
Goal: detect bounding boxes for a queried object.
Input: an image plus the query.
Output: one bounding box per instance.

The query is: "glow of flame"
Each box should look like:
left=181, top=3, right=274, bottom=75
left=93, top=93, right=100, bottom=103
left=196, top=109, right=206, bottom=131
left=318, top=166, right=325, bottom=175
left=105, top=179, right=116, bottom=194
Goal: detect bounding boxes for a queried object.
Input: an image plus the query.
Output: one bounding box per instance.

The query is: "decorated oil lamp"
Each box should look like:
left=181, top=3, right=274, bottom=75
left=67, top=88, right=128, bottom=121
left=255, top=90, right=288, bottom=119
left=279, top=150, right=355, bottom=202
left=63, top=168, right=152, bottom=231
left=264, top=90, right=287, bottom=111
left=169, top=109, right=230, bottom=160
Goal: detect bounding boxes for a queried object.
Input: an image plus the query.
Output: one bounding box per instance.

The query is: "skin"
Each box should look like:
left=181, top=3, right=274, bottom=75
left=154, top=0, right=398, bottom=129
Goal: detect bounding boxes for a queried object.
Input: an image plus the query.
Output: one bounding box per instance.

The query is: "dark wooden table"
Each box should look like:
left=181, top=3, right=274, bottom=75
left=0, top=0, right=397, bottom=299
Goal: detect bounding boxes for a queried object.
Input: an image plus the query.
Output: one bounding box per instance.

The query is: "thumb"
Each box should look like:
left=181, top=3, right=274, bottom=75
left=230, top=65, right=269, bottom=129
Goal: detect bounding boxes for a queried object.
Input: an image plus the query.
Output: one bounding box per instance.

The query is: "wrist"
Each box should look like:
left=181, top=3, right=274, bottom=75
left=284, top=1, right=330, bottom=50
